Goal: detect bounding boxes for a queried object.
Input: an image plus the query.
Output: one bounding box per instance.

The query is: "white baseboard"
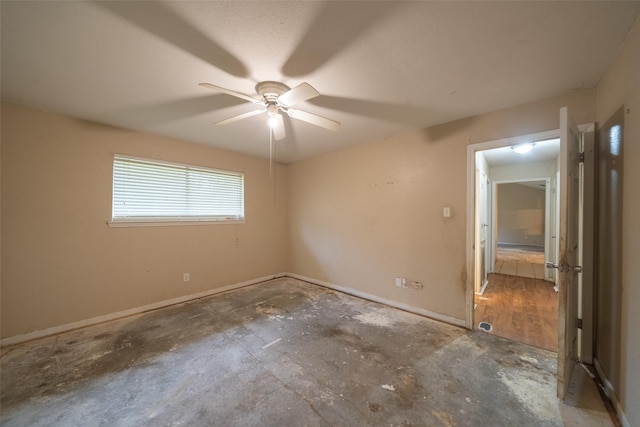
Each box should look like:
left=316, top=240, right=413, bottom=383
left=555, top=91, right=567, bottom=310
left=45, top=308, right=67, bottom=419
left=594, top=357, right=631, bottom=427
left=476, top=279, right=489, bottom=296
left=1, top=272, right=466, bottom=348
left=284, top=272, right=466, bottom=328
left=0, top=273, right=286, bottom=348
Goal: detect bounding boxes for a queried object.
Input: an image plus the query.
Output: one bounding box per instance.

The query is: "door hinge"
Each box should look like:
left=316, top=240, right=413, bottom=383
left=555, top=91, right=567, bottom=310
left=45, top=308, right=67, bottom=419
left=578, top=152, right=585, bottom=163
left=576, top=318, right=583, bottom=329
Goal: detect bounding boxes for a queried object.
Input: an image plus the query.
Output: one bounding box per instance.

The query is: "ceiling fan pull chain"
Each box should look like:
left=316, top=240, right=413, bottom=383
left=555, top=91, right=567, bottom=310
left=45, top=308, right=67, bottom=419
left=269, top=127, right=273, bottom=178
left=270, top=128, right=277, bottom=207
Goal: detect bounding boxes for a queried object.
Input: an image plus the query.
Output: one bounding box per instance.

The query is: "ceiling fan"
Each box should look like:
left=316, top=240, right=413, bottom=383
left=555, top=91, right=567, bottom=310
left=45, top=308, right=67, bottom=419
left=199, top=81, right=341, bottom=140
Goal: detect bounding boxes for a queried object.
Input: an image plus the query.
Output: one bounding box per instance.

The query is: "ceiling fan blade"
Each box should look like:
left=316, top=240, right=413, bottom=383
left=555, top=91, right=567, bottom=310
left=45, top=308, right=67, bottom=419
left=288, top=109, right=341, bottom=131
left=214, top=109, right=264, bottom=126
left=278, top=83, right=320, bottom=107
left=199, top=83, right=261, bottom=104
left=273, top=114, right=286, bottom=140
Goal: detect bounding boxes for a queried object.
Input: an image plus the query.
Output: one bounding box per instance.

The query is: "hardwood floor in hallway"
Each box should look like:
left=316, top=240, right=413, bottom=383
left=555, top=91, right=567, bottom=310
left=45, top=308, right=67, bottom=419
left=474, top=273, right=558, bottom=352
left=494, top=244, right=547, bottom=279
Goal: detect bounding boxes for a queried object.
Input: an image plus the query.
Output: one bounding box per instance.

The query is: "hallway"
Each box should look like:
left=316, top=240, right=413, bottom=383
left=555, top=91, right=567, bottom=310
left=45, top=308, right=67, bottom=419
left=475, top=273, right=558, bottom=352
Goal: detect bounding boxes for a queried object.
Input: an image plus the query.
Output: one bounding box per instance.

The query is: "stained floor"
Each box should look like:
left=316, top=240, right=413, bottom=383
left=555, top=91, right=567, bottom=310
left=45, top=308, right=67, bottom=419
left=1, top=278, right=612, bottom=426
left=495, top=244, right=547, bottom=279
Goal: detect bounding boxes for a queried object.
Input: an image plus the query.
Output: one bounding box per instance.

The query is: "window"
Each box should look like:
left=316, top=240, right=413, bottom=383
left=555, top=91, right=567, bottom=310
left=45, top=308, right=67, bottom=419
left=110, top=155, right=244, bottom=226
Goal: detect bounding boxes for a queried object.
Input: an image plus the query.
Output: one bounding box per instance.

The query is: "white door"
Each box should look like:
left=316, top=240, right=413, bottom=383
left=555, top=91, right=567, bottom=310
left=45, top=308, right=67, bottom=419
left=553, top=107, right=582, bottom=400
left=484, top=176, right=492, bottom=275
left=475, top=170, right=489, bottom=293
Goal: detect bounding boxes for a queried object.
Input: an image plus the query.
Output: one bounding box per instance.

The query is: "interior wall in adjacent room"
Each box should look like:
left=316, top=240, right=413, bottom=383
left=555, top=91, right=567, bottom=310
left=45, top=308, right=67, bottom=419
left=496, top=183, right=546, bottom=247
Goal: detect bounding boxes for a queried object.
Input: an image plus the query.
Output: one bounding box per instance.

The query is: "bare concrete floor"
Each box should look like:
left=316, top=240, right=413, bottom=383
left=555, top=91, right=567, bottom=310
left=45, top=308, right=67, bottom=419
left=1, top=278, right=613, bottom=426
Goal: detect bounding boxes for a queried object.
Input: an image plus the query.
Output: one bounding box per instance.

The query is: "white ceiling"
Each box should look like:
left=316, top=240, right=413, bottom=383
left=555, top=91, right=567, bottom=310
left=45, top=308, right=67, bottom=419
left=2, top=1, right=639, bottom=163
left=482, top=138, right=560, bottom=167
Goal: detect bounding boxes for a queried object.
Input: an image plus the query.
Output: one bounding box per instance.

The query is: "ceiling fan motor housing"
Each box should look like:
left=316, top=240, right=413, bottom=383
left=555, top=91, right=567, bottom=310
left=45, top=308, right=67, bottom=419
left=255, top=81, right=290, bottom=104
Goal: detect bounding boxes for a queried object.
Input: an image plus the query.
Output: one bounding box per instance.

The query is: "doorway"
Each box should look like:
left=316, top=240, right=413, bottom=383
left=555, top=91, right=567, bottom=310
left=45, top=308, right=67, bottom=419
left=466, top=111, right=594, bottom=399
left=494, top=180, right=549, bottom=280
left=472, top=142, right=560, bottom=352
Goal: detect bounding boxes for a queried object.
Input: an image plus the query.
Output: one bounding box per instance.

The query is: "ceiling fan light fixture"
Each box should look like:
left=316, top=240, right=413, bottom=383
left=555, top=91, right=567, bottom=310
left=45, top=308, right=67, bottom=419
left=512, top=143, right=535, bottom=154
left=200, top=80, right=341, bottom=138
left=267, top=104, right=279, bottom=129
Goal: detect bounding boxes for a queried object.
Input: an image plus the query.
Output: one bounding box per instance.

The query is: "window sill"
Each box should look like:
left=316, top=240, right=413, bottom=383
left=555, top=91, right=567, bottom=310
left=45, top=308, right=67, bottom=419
left=107, top=219, right=245, bottom=228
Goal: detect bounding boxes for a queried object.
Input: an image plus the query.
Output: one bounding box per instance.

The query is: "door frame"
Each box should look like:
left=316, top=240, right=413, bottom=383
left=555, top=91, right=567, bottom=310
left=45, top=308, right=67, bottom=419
left=465, top=124, right=595, bottom=358
left=474, top=168, right=491, bottom=294
left=465, top=129, right=559, bottom=329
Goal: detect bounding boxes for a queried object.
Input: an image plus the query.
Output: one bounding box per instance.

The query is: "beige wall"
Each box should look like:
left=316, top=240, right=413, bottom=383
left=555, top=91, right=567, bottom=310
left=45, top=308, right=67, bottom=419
left=497, top=183, right=545, bottom=247
left=596, top=16, right=640, bottom=427
left=288, top=89, right=596, bottom=321
left=1, top=103, right=288, bottom=338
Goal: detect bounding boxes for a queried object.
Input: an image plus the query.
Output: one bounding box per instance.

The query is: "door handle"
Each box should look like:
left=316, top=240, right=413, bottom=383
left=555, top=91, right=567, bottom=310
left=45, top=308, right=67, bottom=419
left=546, top=262, right=582, bottom=273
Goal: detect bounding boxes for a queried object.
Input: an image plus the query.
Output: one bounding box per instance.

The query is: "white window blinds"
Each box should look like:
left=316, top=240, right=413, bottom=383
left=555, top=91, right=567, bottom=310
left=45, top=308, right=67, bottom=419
left=112, top=155, right=244, bottom=222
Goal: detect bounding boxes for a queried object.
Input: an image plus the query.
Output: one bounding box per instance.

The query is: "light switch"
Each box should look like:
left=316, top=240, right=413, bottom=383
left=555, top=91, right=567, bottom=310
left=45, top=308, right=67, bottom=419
left=443, top=207, right=451, bottom=218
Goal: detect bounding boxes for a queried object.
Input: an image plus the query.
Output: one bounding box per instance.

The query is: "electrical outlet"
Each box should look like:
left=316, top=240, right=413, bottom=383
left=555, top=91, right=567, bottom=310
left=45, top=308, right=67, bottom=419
left=410, top=281, right=423, bottom=290
left=183, top=273, right=190, bottom=282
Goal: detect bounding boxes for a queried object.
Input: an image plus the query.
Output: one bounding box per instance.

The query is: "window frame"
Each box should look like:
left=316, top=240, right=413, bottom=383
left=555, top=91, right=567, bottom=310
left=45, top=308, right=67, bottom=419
left=108, top=154, right=245, bottom=228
